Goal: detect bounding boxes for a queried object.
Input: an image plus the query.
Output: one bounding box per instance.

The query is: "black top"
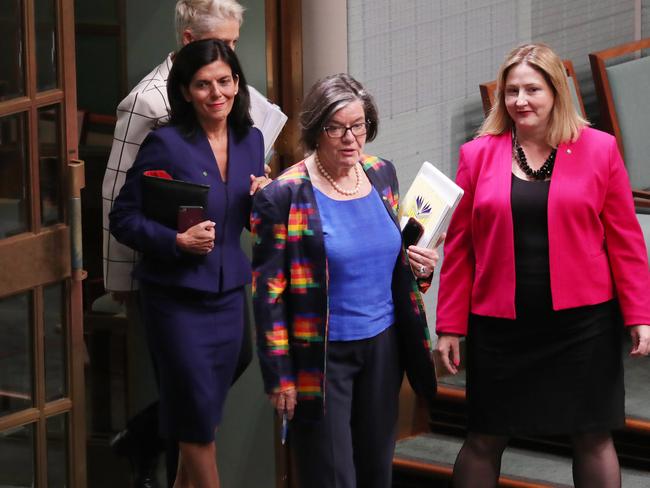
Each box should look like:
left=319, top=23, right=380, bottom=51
left=511, top=174, right=552, bottom=313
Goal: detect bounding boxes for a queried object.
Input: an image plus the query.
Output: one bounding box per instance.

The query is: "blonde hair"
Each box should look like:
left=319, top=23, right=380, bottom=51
left=175, top=0, right=245, bottom=48
left=477, top=43, right=588, bottom=147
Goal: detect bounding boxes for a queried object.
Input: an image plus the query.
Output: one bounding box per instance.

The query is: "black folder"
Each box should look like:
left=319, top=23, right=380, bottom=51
left=142, top=175, right=209, bottom=230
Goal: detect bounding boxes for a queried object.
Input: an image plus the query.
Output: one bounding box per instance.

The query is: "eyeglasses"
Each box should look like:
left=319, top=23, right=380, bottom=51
left=322, top=122, right=369, bottom=138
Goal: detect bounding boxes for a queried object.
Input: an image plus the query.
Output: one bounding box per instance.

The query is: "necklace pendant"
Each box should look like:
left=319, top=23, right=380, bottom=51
left=513, top=136, right=556, bottom=181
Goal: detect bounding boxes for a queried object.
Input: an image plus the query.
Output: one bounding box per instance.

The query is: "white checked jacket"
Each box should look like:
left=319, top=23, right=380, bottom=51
left=102, top=55, right=173, bottom=291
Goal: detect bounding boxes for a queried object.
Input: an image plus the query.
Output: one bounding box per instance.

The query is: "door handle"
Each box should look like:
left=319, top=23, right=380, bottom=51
left=68, top=159, right=86, bottom=280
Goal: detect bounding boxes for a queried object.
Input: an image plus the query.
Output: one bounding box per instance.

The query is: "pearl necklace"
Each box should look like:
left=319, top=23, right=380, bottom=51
left=314, top=152, right=361, bottom=196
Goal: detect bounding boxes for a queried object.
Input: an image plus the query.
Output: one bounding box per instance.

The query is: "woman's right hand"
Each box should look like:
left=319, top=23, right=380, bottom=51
left=434, top=334, right=461, bottom=375
left=176, top=220, right=215, bottom=255
left=269, top=387, right=297, bottom=420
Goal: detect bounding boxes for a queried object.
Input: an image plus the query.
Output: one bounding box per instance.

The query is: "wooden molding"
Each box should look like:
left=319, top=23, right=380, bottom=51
left=479, top=80, right=497, bottom=117
left=265, top=0, right=304, bottom=174
left=436, top=384, right=467, bottom=402
left=625, top=417, right=650, bottom=434
left=0, top=226, right=71, bottom=297
left=265, top=0, right=279, bottom=104
left=396, top=381, right=431, bottom=440
left=393, top=456, right=572, bottom=488
left=0, top=408, right=41, bottom=433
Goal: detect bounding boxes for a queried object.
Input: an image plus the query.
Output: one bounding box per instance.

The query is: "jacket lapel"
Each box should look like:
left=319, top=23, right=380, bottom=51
left=362, top=156, right=401, bottom=230
left=227, top=126, right=244, bottom=183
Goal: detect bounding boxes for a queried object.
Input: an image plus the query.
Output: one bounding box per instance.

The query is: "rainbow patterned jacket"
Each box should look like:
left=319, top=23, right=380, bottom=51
left=251, top=155, right=437, bottom=420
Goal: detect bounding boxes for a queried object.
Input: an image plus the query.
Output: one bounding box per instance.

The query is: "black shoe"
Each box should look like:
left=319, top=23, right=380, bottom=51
left=110, top=429, right=161, bottom=488
left=133, top=474, right=159, bottom=488
left=110, top=428, right=135, bottom=457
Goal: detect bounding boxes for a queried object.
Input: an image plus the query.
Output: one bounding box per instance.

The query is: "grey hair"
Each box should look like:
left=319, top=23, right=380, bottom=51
left=175, top=0, right=245, bottom=48
left=300, top=73, right=379, bottom=152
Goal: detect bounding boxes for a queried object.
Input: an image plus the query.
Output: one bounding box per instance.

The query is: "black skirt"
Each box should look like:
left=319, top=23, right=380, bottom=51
left=466, top=299, right=625, bottom=436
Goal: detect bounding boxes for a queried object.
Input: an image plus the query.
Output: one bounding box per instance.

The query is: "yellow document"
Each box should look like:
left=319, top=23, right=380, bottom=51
left=399, top=162, right=464, bottom=248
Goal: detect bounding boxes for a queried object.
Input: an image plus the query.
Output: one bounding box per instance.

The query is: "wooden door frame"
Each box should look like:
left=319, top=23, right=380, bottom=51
left=61, top=0, right=87, bottom=483
left=265, top=0, right=304, bottom=174
left=264, top=2, right=303, bottom=486
left=0, top=0, right=86, bottom=486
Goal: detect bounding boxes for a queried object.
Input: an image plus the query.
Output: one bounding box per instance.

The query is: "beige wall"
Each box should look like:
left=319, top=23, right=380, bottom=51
left=301, top=0, right=348, bottom=95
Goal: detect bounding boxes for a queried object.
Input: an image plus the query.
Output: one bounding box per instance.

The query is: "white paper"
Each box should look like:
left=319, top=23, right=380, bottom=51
left=398, top=161, right=464, bottom=248
left=249, top=86, right=288, bottom=159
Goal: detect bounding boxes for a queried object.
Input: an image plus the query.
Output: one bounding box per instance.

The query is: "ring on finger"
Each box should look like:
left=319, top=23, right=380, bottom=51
left=418, top=265, right=426, bottom=274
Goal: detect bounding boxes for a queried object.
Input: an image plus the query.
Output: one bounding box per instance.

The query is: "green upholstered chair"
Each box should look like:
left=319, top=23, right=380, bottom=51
left=590, top=38, right=650, bottom=191
left=624, top=202, right=650, bottom=424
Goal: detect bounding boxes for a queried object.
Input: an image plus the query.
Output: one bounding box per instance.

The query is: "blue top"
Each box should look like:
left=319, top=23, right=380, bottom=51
left=314, top=187, right=401, bottom=341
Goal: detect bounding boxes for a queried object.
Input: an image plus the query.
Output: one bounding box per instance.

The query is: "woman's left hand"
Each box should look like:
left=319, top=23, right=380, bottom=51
left=408, top=233, right=445, bottom=279
left=269, top=387, right=297, bottom=420
left=250, top=173, right=272, bottom=195
left=408, top=245, right=439, bottom=278
left=630, top=325, right=650, bottom=357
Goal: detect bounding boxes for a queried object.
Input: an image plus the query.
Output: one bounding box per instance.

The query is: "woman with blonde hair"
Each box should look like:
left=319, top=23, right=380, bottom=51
left=436, top=43, right=650, bottom=487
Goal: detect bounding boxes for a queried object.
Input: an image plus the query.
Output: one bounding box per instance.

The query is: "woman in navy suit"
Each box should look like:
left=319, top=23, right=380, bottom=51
left=110, top=39, right=267, bottom=487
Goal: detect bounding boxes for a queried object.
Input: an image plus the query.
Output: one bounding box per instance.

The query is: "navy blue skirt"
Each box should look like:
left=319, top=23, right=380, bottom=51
left=140, top=282, right=244, bottom=443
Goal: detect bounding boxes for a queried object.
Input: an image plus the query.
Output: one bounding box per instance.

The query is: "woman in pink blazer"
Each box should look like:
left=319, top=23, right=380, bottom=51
left=436, top=43, right=650, bottom=488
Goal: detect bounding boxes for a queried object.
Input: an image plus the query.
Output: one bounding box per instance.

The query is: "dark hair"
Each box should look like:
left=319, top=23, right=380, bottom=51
left=300, top=73, right=379, bottom=152
left=167, top=38, right=252, bottom=139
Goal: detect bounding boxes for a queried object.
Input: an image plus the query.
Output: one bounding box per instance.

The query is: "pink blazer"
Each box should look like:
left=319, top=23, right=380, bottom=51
left=436, top=127, right=650, bottom=336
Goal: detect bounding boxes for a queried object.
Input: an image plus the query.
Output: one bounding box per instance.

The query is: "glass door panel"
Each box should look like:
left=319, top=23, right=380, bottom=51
left=0, top=0, right=26, bottom=101
left=0, top=111, right=29, bottom=238
left=0, top=291, right=33, bottom=416
left=35, top=0, right=59, bottom=92
left=0, top=0, right=85, bottom=484
left=38, top=104, right=63, bottom=226
left=0, top=422, right=35, bottom=488
left=44, top=282, right=67, bottom=402
left=74, top=0, right=118, bottom=24
left=47, top=413, right=69, bottom=487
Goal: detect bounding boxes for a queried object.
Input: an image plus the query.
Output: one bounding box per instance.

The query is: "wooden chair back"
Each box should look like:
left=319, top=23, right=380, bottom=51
left=77, top=110, right=117, bottom=146
left=589, top=38, right=650, bottom=190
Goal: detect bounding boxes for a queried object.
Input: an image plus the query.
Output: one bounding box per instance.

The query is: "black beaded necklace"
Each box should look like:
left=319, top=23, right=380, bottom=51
left=512, top=132, right=557, bottom=180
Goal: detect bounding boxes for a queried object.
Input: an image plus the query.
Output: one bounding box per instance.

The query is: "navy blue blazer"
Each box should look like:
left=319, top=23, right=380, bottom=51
left=109, top=124, right=265, bottom=293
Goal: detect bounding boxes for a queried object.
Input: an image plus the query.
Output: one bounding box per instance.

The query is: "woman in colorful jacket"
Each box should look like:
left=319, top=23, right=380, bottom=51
left=251, top=73, right=438, bottom=488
